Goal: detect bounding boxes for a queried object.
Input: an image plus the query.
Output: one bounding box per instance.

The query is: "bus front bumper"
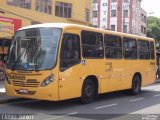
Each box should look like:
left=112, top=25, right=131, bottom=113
left=5, top=83, right=59, bottom=101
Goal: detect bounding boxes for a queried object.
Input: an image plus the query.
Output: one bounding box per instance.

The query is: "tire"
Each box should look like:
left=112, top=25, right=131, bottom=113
left=130, top=75, right=141, bottom=95
left=81, top=79, right=96, bottom=104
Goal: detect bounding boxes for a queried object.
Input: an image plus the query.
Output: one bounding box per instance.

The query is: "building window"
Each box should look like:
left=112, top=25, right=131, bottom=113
left=93, top=0, right=98, bottom=3
left=104, top=35, right=122, bottom=59
left=7, top=0, right=31, bottom=9
left=141, top=26, right=146, bottom=34
left=141, top=26, right=143, bottom=33
left=123, top=10, right=128, bottom=17
left=123, top=0, right=129, bottom=2
left=144, top=16, right=147, bottom=23
left=85, top=8, right=90, bottom=22
left=141, top=14, right=147, bottom=23
left=123, top=25, right=127, bottom=33
left=111, top=25, right=115, bottom=31
left=92, top=11, right=98, bottom=18
left=111, top=0, right=117, bottom=2
left=55, top=2, right=72, bottom=18
left=111, top=10, right=117, bottom=17
left=93, top=25, right=98, bottom=28
left=31, top=21, right=41, bottom=25
left=144, top=27, right=146, bottom=34
left=123, top=37, right=137, bottom=59
left=81, top=31, right=104, bottom=59
left=35, top=0, right=52, bottom=14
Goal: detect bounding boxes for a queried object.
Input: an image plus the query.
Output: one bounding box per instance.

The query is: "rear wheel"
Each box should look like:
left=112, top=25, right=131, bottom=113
left=130, top=75, right=141, bottom=95
left=81, top=79, right=95, bottom=104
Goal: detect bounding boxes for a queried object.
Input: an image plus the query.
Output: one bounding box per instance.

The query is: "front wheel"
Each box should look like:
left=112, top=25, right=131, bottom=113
left=81, top=79, right=95, bottom=104
left=130, top=75, right=141, bottom=95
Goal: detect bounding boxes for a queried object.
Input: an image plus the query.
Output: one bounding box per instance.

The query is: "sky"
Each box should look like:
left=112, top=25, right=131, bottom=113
left=141, top=0, right=160, bottom=18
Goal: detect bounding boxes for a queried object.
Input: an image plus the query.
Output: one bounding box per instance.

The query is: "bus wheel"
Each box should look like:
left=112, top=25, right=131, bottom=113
left=130, top=75, right=141, bottom=95
left=81, top=79, right=95, bottom=104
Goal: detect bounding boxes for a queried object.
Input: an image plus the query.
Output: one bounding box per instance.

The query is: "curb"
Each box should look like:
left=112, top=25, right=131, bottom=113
left=0, top=98, right=24, bottom=104
left=156, top=80, right=160, bottom=83
left=0, top=91, right=20, bottom=104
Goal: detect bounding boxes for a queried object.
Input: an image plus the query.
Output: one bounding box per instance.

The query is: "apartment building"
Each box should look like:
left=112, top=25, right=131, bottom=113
left=92, top=0, right=147, bottom=36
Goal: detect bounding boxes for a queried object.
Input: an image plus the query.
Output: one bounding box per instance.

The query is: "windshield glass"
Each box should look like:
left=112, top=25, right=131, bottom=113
left=7, top=28, right=61, bottom=71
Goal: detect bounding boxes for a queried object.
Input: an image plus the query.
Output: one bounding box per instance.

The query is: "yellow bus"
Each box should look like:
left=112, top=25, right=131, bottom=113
left=5, top=23, right=156, bottom=104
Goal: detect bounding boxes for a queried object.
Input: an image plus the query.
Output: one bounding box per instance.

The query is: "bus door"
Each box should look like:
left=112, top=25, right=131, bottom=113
left=58, top=30, right=83, bottom=100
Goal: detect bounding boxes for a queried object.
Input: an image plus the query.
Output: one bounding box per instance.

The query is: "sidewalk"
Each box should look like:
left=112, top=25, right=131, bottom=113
left=0, top=80, right=18, bottom=104
left=0, top=92, right=18, bottom=104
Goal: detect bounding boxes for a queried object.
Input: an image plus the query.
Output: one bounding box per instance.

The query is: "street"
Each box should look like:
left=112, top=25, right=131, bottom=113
left=0, top=81, right=160, bottom=120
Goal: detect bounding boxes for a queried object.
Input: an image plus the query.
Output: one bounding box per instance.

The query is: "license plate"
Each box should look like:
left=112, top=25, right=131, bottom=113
left=19, top=89, right=28, bottom=93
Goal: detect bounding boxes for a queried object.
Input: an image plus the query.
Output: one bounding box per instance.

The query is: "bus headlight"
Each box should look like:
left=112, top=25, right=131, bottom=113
left=41, top=74, right=54, bottom=87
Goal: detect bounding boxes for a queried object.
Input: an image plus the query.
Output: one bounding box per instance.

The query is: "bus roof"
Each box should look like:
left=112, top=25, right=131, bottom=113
left=19, top=23, right=154, bottom=41
left=19, top=23, right=82, bottom=30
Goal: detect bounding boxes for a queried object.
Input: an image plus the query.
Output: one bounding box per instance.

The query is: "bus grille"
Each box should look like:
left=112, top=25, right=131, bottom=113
left=12, top=79, right=40, bottom=87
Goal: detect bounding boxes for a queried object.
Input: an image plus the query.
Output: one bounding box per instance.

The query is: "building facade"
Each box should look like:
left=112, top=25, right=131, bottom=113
left=92, top=0, right=147, bottom=36
left=0, top=0, right=92, bottom=38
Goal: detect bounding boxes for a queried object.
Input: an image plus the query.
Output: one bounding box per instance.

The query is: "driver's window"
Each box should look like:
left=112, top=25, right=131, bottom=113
left=60, top=33, right=81, bottom=71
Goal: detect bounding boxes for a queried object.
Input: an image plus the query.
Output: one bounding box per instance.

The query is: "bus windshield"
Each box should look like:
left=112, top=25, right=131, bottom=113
left=7, top=28, right=61, bottom=71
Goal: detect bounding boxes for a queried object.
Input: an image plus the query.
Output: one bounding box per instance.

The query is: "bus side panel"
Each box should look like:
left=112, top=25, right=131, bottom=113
left=101, top=59, right=126, bottom=93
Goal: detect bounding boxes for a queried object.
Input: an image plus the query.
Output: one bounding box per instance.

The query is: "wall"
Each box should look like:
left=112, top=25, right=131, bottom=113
left=0, top=0, right=92, bottom=38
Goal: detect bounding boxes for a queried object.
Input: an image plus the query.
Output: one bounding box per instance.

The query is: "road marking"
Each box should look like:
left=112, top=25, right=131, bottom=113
left=154, top=94, right=160, bottom=97
left=0, top=88, right=5, bottom=93
left=0, top=99, right=39, bottom=106
left=43, top=112, right=78, bottom=120
left=94, top=103, right=118, bottom=110
left=129, top=98, right=144, bottom=102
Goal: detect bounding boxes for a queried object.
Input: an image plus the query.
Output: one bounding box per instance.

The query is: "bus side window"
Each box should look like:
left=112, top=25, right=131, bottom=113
left=123, top=37, right=137, bottom=59
left=150, top=41, right=155, bottom=60
left=81, top=31, right=104, bottom=58
left=104, top=35, right=122, bottom=59
left=60, top=33, right=81, bottom=71
left=138, top=40, right=150, bottom=60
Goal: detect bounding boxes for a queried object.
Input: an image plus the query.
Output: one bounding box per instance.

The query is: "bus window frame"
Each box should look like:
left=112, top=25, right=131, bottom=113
left=81, top=30, right=104, bottom=59
left=123, top=37, right=138, bottom=60
left=60, top=33, right=81, bottom=72
left=137, top=39, right=150, bottom=60
left=104, top=34, right=122, bottom=60
left=150, top=41, right=155, bottom=60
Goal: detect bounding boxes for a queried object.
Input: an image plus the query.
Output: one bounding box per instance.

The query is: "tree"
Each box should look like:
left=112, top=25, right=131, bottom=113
left=147, top=16, right=160, bottom=42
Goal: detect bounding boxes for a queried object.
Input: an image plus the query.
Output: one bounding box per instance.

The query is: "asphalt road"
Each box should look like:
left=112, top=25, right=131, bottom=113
left=0, top=83, right=160, bottom=120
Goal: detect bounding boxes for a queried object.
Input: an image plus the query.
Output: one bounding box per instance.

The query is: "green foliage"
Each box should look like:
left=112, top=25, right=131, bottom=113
left=147, top=16, right=160, bottom=42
